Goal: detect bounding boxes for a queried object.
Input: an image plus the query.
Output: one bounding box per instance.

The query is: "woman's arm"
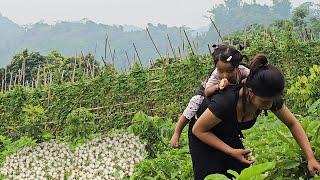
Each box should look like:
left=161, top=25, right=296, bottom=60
left=273, top=104, right=320, bottom=175
left=192, top=109, right=253, bottom=164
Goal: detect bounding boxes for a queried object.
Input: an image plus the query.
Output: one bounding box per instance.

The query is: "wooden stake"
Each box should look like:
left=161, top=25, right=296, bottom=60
left=178, top=46, right=182, bottom=61
left=179, top=28, right=185, bottom=58
left=183, top=29, right=195, bottom=55
left=209, top=17, right=223, bottom=43
left=208, top=44, right=212, bottom=55
left=132, top=43, right=142, bottom=66
left=22, top=59, right=26, bottom=86
left=4, top=67, right=7, bottom=92
left=36, top=65, right=40, bottom=88
left=244, top=24, right=247, bottom=49
left=72, top=55, right=77, bottom=83
left=167, top=34, right=177, bottom=59
left=125, top=51, right=131, bottom=68
left=146, top=27, right=163, bottom=60
left=14, top=74, right=18, bottom=87
left=61, top=70, right=65, bottom=82
left=112, top=49, right=116, bottom=67
left=9, top=71, right=13, bottom=90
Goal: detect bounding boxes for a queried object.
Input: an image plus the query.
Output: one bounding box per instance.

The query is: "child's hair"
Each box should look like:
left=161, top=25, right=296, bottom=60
left=211, top=44, right=247, bottom=68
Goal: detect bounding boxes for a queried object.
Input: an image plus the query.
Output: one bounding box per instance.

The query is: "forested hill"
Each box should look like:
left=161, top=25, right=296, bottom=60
left=0, top=0, right=309, bottom=68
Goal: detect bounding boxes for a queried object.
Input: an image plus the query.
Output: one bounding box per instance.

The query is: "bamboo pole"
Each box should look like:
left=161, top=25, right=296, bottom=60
left=1, top=76, right=4, bottom=93
left=192, top=40, right=197, bottom=54
left=31, top=79, right=34, bottom=88
left=9, top=71, right=13, bottom=90
left=4, top=67, right=7, bottom=92
left=244, top=24, right=247, bottom=49
left=209, top=17, right=223, bottom=43
left=18, top=69, right=21, bottom=84
left=104, top=33, right=108, bottom=62
left=167, top=34, right=177, bottom=59
left=36, top=65, right=40, bottom=88
left=178, top=46, right=182, bottom=61
left=125, top=51, right=131, bottom=68
left=132, top=42, right=143, bottom=66
left=146, top=27, right=163, bottom=60
left=304, top=27, right=310, bottom=41
left=267, top=27, right=277, bottom=50
left=49, top=70, right=53, bottom=85
left=61, top=70, right=65, bottom=82
left=106, top=34, right=113, bottom=62
left=72, top=54, right=77, bottom=83
left=43, top=67, right=47, bottom=86
left=14, top=74, right=18, bottom=87
left=91, top=61, right=95, bottom=78
left=183, top=29, right=195, bottom=55
left=112, top=49, right=116, bottom=67
left=179, top=28, right=185, bottom=58
left=22, top=59, right=26, bottom=86
left=196, top=32, right=199, bottom=52
left=208, top=44, right=212, bottom=55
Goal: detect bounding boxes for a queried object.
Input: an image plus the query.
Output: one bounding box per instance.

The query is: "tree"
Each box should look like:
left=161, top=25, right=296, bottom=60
left=292, top=4, right=309, bottom=27
left=272, top=0, right=291, bottom=19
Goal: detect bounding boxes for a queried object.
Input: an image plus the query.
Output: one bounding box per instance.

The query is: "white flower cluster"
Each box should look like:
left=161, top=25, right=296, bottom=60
left=69, top=132, right=146, bottom=180
left=0, top=142, right=72, bottom=180
left=0, top=132, right=146, bottom=180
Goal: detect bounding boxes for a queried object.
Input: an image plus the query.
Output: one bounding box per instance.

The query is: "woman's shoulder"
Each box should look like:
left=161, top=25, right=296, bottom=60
left=205, top=85, right=240, bottom=120
left=207, top=85, right=240, bottom=108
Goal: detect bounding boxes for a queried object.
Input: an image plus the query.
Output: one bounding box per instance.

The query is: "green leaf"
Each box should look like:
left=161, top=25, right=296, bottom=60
left=279, top=160, right=300, bottom=170
left=308, top=99, right=320, bottom=114
left=227, top=169, right=240, bottom=178
left=276, top=131, right=293, bottom=147
left=132, top=111, right=148, bottom=122
left=204, top=174, right=229, bottom=180
left=239, top=162, right=276, bottom=180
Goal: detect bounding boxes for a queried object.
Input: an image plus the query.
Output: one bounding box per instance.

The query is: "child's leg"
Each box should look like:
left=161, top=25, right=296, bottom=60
left=182, top=95, right=204, bottom=120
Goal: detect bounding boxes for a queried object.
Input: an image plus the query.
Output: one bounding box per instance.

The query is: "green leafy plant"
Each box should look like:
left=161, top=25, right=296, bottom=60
left=129, top=146, right=193, bottom=180
left=0, top=135, right=36, bottom=164
left=205, top=162, right=276, bottom=180
left=127, top=112, right=175, bottom=158
left=63, top=107, right=97, bottom=143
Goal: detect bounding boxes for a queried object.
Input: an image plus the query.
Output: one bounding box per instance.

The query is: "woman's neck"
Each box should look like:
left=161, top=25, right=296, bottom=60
left=238, top=87, right=259, bottom=118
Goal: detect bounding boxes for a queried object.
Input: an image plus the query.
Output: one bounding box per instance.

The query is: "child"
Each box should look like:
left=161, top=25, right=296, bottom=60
left=169, top=44, right=250, bottom=147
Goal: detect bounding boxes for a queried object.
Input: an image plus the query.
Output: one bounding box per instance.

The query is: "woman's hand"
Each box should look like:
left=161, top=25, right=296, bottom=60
left=307, top=158, right=320, bottom=176
left=169, top=132, right=180, bottom=147
left=229, top=148, right=255, bottom=165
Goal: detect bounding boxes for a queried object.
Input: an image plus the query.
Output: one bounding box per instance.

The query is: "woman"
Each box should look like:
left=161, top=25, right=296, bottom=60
left=189, top=53, right=320, bottom=179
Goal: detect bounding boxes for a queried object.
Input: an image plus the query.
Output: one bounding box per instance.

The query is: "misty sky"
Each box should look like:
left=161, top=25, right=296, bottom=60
left=0, top=0, right=319, bottom=29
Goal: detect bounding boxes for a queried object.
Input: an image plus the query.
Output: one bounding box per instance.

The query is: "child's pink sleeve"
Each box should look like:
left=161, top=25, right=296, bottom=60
left=205, top=69, right=219, bottom=88
left=239, top=65, right=250, bottom=78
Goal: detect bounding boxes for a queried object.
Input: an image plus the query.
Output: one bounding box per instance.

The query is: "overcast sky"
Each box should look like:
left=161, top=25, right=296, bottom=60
left=0, top=0, right=319, bottom=29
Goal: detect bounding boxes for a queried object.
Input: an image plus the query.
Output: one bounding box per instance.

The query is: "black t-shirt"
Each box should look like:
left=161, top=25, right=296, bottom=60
left=195, top=84, right=284, bottom=143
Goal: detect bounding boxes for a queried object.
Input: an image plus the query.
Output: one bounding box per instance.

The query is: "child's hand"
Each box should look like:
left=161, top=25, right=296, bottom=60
left=219, top=78, right=229, bottom=90
left=201, top=81, right=206, bottom=88
left=169, top=133, right=180, bottom=147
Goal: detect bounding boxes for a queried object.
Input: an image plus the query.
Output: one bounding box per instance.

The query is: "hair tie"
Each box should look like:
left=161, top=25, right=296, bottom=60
left=226, top=56, right=232, bottom=62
